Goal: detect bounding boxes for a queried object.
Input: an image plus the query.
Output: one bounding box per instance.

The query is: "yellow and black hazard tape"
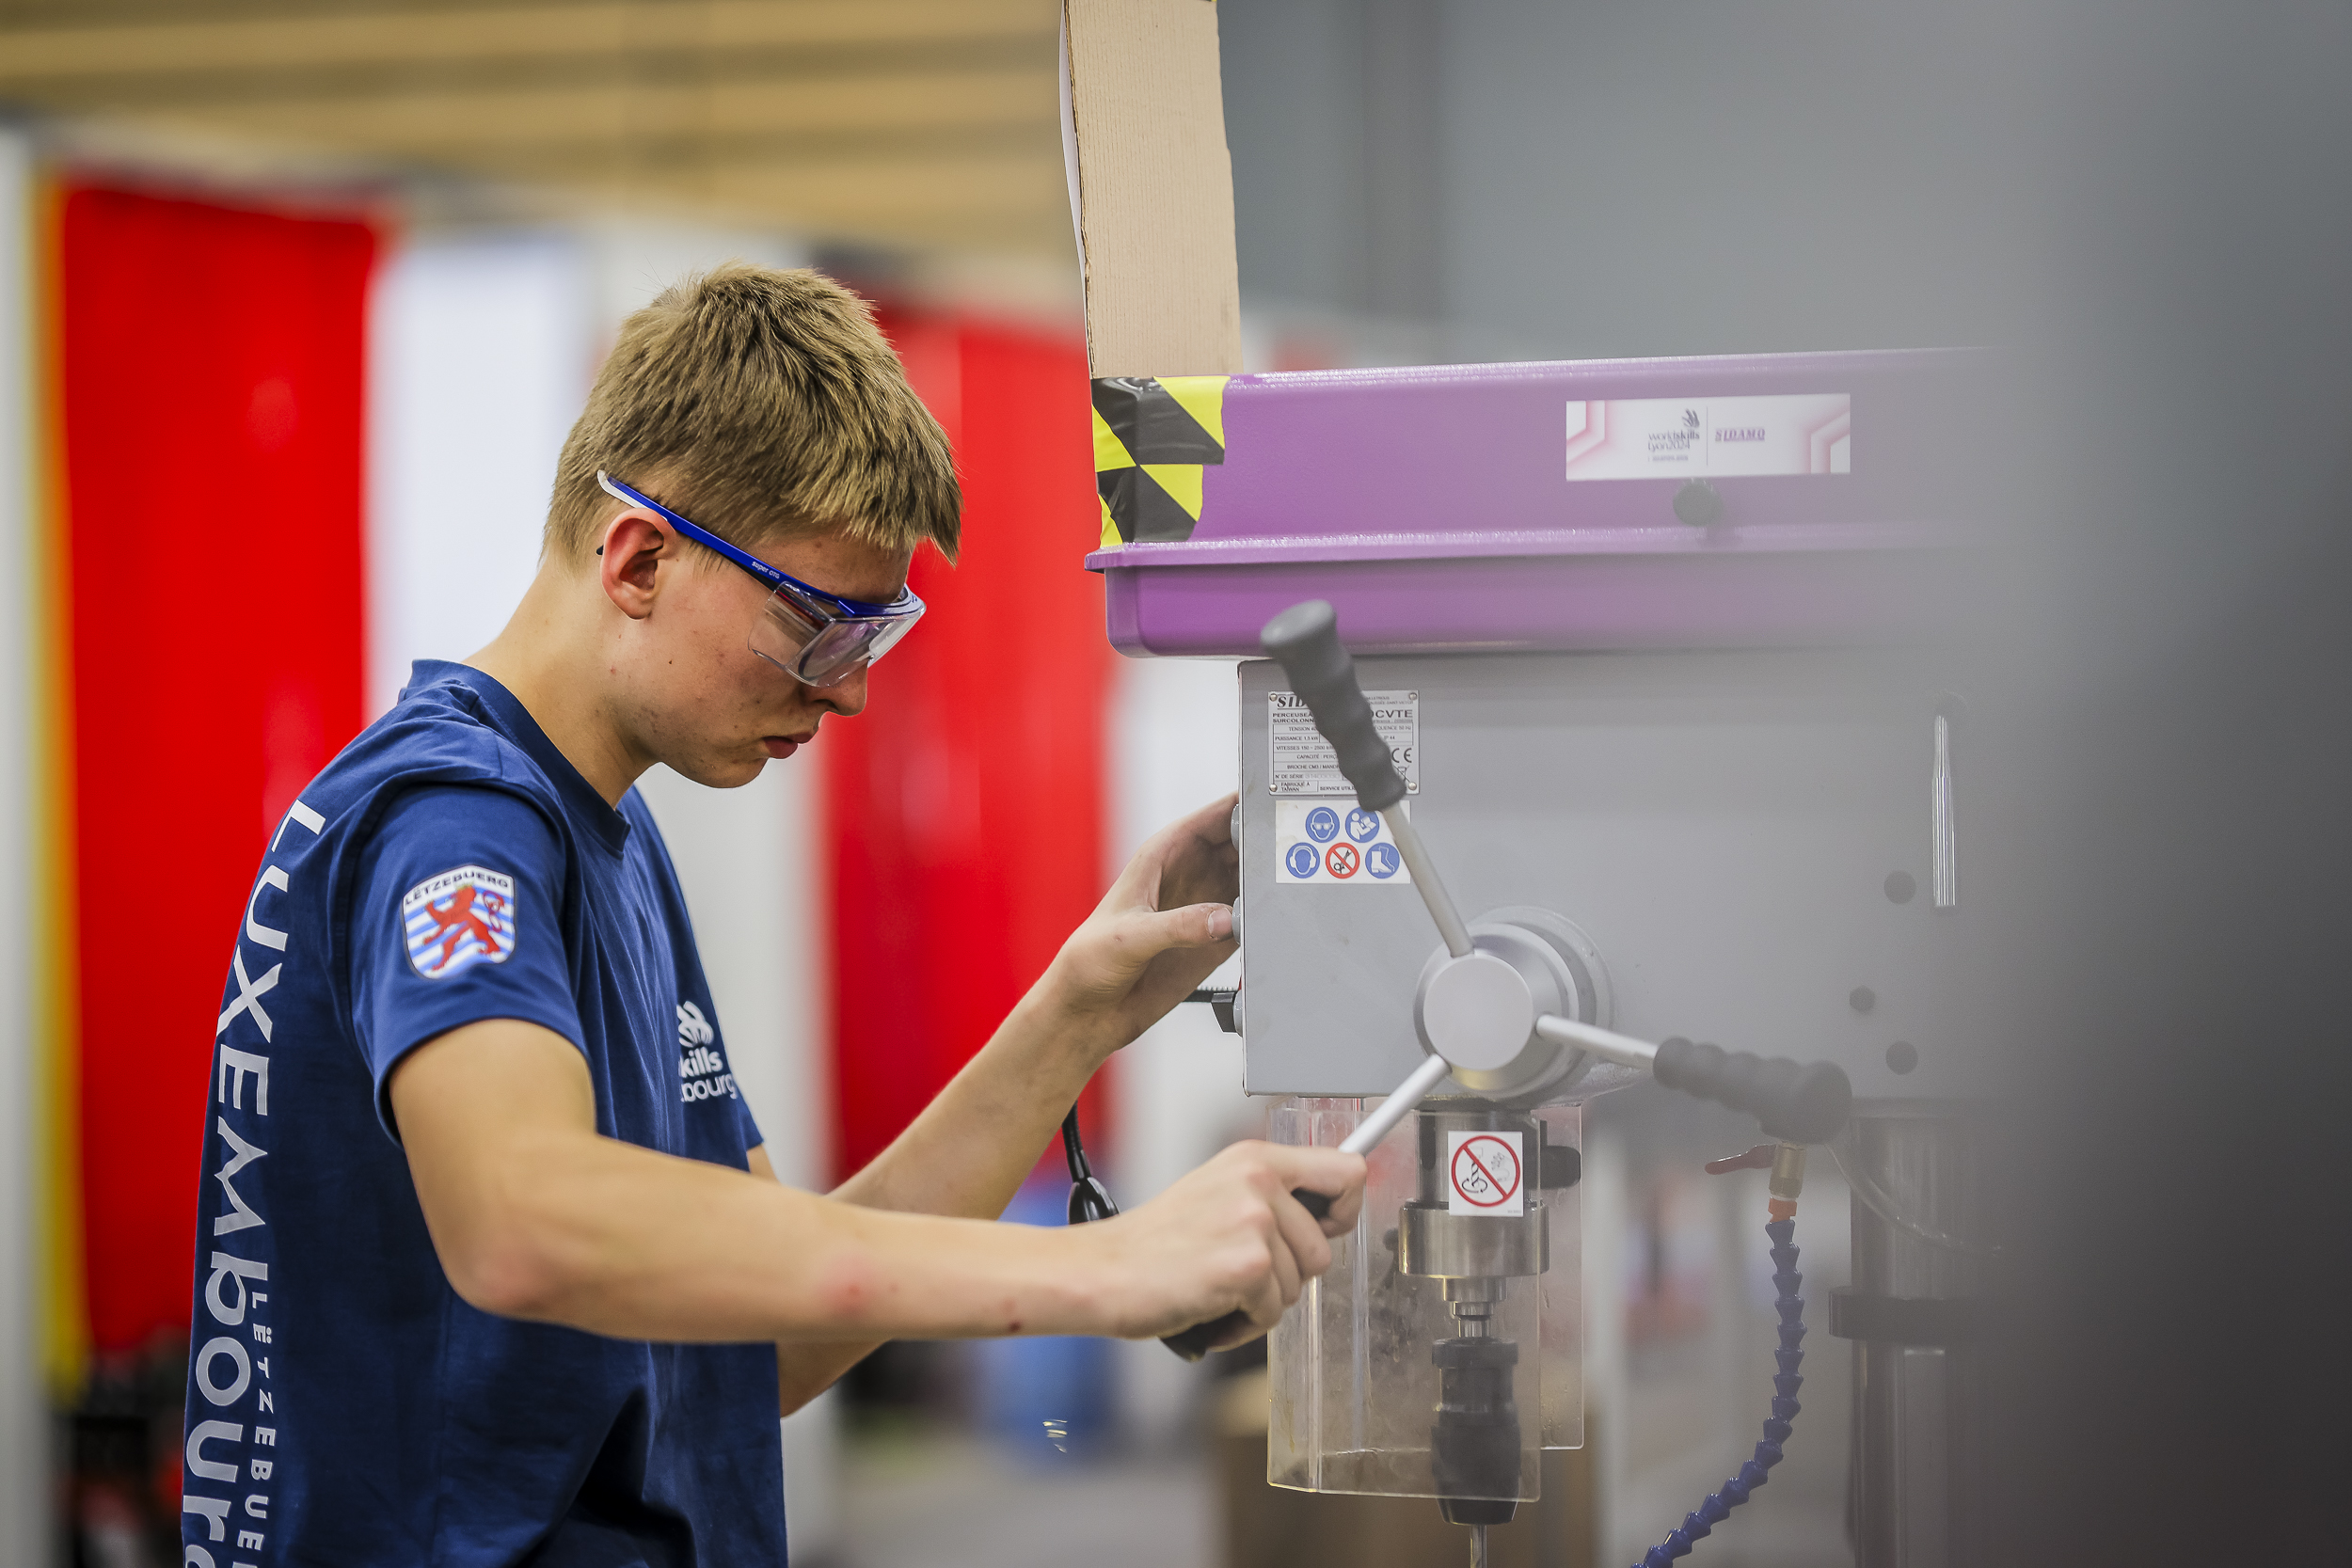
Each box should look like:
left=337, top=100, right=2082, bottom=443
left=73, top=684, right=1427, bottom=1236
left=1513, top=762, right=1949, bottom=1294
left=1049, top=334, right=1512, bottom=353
left=1091, top=374, right=1229, bottom=546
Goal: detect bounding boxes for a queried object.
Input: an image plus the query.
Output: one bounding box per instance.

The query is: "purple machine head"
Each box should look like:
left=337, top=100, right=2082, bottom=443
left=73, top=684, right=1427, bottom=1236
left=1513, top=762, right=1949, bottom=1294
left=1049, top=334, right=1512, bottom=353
left=1086, top=347, right=1993, bottom=657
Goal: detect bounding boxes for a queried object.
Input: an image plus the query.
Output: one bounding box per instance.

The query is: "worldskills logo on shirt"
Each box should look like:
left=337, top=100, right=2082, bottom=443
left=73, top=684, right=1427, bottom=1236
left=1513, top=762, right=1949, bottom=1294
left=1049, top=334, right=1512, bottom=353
left=402, top=865, right=519, bottom=980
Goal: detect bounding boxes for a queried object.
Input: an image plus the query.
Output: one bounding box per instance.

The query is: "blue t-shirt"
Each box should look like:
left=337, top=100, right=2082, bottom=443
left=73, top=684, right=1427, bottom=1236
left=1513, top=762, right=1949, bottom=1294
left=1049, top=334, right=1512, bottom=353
left=180, top=662, right=785, bottom=1567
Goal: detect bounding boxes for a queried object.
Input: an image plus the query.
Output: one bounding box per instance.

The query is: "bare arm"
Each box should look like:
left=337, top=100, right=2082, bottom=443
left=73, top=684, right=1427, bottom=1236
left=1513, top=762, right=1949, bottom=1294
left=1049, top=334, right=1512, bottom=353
left=390, top=794, right=1359, bottom=1415
left=764, top=794, right=1256, bottom=1405
left=390, top=1019, right=1361, bottom=1355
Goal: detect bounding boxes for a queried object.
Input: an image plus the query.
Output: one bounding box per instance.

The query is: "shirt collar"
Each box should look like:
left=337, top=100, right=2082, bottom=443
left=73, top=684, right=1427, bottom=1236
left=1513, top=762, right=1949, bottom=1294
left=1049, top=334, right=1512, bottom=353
left=405, top=660, right=633, bottom=855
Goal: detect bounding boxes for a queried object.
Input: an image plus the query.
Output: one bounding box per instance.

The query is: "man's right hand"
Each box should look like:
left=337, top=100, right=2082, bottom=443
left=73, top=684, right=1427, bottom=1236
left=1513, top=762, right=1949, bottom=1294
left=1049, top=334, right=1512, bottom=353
left=1070, top=1140, right=1367, bottom=1347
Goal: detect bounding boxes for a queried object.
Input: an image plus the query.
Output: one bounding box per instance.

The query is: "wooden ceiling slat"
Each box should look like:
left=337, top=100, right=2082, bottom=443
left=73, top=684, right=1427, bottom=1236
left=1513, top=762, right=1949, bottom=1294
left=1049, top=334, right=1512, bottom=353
left=0, top=0, right=1077, bottom=257
left=140, top=67, right=1057, bottom=156
left=619, top=151, right=1065, bottom=213
left=0, top=0, right=1057, bottom=83
left=548, top=150, right=1070, bottom=251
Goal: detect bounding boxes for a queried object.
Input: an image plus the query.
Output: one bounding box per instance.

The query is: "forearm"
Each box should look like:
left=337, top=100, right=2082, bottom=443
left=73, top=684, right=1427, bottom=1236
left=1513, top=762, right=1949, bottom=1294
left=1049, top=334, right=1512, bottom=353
left=833, top=981, right=1114, bottom=1221
left=462, top=1124, right=1107, bottom=1344
left=768, top=987, right=1124, bottom=1411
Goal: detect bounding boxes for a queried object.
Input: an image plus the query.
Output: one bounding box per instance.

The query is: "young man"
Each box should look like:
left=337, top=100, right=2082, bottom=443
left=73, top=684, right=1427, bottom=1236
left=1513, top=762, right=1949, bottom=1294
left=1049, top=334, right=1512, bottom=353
left=181, top=263, right=1363, bottom=1565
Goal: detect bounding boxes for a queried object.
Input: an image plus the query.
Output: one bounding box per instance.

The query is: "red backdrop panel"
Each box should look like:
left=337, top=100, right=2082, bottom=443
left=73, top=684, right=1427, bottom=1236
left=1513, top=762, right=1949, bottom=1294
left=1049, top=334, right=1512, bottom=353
left=59, top=186, right=373, bottom=1354
left=825, top=315, right=1114, bottom=1183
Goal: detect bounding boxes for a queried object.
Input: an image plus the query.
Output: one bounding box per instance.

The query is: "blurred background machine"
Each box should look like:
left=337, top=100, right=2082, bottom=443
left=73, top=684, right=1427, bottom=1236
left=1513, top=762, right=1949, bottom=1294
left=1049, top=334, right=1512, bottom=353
left=1066, top=5, right=1993, bottom=1563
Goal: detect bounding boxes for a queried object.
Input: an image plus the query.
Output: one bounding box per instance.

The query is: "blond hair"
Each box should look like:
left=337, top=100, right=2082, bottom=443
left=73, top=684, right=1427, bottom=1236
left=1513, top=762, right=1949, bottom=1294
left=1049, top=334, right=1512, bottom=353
left=547, top=262, right=959, bottom=564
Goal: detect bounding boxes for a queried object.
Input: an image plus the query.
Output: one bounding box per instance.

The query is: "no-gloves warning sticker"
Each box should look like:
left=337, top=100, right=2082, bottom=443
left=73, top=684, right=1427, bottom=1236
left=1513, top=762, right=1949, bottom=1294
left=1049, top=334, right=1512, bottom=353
left=1446, top=1131, right=1525, bottom=1216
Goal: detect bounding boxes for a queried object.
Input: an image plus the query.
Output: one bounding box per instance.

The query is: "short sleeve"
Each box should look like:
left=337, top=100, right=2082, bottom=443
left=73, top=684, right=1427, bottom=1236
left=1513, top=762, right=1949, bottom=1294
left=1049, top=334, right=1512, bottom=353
left=733, top=1085, right=765, bottom=1156
left=350, top=784, right=583, bottom=1139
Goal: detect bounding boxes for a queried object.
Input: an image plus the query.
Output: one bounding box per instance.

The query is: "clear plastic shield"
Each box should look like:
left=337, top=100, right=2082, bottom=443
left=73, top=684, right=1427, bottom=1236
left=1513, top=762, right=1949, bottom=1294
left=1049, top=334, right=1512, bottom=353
left=1267, top=1096, right=1583, bottom=1509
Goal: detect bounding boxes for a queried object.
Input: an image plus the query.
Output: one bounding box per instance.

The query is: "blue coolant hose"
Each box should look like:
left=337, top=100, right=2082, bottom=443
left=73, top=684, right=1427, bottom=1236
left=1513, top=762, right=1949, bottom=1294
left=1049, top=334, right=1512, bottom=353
left=1631, top=1216, right=1807, bottom=1568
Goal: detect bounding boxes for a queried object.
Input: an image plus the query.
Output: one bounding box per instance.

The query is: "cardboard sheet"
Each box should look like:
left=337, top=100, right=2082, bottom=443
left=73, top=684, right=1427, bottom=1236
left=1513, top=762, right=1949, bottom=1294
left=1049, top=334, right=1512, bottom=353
left=1061, top=0, right=1243, bottom=378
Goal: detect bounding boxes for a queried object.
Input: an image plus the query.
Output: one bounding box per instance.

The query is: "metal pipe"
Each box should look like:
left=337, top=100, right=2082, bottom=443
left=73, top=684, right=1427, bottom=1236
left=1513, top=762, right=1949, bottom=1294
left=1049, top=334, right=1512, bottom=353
left=1845, top=1109, right=1989, bottom=1568
left=1336, top=1053, right=1455, bottom=1155
left=1386, top=800, right=1474, bottom=958
left=1533, top=1011, right=1660, bottom=1070
left=1931, top=707, right=1959, bottom=911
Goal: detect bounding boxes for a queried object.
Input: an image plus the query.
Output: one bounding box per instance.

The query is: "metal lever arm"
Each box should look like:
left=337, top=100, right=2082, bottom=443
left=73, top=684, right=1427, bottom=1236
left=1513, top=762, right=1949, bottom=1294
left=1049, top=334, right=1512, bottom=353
left=1534, top=1014, right=1853, bottom=1146
left=1261, top=600, right=1473, bottom=958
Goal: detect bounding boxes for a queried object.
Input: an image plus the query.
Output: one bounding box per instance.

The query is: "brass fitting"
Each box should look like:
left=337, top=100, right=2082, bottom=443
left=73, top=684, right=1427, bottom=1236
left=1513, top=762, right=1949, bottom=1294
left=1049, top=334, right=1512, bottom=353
left=1766, top=1143, right=1806, bottom=1222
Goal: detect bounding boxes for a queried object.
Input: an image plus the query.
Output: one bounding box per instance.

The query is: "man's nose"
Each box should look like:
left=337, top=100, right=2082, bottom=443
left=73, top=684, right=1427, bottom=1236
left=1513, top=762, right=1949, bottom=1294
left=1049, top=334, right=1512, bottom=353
left=816, top=663, right=871, bottom=716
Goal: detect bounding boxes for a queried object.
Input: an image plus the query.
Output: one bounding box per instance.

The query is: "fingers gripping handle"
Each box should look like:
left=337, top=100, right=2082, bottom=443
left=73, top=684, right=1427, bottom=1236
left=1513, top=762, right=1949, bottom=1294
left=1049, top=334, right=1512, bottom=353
left=1261, top=601, right=1407, bottom=813
left=1160, top=1190, right=1335, bottom=1363
left=1652, top=1037, right=1854, bottom=1147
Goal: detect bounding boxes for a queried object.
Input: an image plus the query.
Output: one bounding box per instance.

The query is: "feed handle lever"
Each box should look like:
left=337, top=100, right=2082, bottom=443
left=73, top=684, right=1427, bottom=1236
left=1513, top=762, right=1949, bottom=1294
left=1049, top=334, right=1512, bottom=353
left=1262, top=600, right=1475, bottom=958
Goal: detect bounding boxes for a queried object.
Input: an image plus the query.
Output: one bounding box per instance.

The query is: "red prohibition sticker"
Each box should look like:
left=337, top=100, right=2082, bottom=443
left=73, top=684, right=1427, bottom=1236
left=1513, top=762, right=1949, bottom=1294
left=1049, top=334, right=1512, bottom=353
left=1325, top=842, right=1361, bottom=879
left=1447, top=1132, right=1525, bottom=1216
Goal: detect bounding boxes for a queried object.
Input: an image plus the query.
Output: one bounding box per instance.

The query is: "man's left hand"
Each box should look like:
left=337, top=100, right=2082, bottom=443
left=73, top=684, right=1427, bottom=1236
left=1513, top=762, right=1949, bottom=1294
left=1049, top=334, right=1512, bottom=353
left=1041, top=793, right=1240, bottom=1051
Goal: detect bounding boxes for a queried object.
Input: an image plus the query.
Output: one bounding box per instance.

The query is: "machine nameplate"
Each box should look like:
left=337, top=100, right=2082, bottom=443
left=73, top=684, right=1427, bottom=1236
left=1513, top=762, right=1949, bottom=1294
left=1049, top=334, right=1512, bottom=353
left=1565, top=392, right=1852, bottom=479
left=1268, top=689, right=1419, bottom=795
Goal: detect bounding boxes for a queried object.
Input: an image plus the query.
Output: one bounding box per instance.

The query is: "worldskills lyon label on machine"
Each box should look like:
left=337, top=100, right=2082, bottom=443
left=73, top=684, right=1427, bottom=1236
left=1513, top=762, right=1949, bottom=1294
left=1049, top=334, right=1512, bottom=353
left=1273, top=800, right=1412, bottom=886
left=1268, top=689, right=1419, bottom=796
left=1563, top=392, right=1852, bottom=479
left=1447, top=1130, right=1525, bottom=1217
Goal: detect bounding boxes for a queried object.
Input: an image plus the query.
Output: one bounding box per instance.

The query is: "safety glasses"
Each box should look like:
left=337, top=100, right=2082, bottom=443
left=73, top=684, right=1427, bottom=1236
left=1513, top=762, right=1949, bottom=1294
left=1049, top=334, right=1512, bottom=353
left=596, top=471, right=925, bottom=689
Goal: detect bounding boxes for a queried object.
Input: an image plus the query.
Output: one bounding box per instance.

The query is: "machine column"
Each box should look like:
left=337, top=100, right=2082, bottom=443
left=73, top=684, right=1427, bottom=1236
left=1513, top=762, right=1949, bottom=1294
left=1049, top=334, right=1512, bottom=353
left=1836, top=1108, right=1990, bottom=1568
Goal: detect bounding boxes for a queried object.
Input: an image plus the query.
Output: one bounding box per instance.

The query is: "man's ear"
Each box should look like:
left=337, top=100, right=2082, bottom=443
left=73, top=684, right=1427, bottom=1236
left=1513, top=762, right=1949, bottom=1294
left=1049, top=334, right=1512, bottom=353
left=597, top=511, right=671, bottom=621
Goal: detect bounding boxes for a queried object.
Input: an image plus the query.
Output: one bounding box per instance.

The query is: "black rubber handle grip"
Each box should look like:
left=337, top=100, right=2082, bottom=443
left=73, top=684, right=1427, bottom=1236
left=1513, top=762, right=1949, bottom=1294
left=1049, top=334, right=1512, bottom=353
left=1261, top=601, right=1406, bottom=813
left=1652, top=1037, right=1853, bottom=1146
left=1162, top=1188, right=1335, bottom=1362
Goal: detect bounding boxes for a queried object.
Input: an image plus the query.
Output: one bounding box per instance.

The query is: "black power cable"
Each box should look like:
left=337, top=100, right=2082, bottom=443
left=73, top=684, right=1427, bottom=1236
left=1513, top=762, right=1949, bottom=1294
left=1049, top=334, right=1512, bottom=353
left=1060, top=1105, right=1119, bottom=1225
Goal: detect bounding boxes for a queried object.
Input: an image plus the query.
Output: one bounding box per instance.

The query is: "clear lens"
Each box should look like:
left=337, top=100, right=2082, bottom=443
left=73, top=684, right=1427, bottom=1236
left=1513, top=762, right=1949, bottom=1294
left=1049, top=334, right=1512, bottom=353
left=748, top=587, right=922, bottom=689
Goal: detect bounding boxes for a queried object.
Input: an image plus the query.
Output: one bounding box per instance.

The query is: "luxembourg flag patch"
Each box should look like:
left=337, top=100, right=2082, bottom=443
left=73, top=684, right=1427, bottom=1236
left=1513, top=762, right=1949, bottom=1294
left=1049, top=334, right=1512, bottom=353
left=403, top=865, right=518, bottom=981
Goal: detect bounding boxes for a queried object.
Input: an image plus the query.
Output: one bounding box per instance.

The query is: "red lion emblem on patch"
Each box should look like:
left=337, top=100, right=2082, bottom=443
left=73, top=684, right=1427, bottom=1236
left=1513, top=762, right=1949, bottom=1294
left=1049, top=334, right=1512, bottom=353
left=402, top=866, right=517, bottom=980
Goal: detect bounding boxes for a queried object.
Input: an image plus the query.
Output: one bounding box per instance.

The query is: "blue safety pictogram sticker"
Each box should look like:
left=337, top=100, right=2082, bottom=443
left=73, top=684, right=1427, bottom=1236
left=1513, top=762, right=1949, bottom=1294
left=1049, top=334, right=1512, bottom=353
left=1274, top=798, right=1410, bottom=886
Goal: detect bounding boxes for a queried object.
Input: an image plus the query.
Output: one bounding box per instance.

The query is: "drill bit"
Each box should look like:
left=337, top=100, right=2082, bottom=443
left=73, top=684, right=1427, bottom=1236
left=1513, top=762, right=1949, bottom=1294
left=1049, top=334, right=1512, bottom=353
left=1470, top=1522, right=1488, bottom=1568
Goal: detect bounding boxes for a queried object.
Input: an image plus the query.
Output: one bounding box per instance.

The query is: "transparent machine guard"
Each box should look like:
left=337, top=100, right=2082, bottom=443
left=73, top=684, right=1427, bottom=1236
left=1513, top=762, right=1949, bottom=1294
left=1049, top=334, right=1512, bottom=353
left=1267, top=1096, right=1583, bottom=1504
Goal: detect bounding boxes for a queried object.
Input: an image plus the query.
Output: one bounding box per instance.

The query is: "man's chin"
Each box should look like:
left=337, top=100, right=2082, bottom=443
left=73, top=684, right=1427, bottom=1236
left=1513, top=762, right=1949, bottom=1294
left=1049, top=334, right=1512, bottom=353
left=661, top=752, right=769, bottom=791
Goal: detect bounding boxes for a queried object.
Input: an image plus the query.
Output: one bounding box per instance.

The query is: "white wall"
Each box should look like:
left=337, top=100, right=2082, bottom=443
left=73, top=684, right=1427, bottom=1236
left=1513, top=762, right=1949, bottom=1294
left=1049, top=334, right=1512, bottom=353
left=572, top=215, right=806, bottom=364
left=366, top=231, right=588, bottom=716
left=0, top=124, right=53, bottom=1568
left=366, top=217, right=842, bottom=1553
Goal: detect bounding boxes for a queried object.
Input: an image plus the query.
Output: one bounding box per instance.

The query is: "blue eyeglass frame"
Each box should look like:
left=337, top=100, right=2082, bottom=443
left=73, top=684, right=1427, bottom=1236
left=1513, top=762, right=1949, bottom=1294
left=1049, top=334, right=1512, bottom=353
left=595, top=470, right=921, bottom=622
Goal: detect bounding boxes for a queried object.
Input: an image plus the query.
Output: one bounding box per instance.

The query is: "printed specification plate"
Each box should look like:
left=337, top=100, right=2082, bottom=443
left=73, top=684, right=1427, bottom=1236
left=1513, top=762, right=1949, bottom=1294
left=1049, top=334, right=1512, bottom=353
left=1273, top=800, right=1412, bottom=886
left=1269, top=689, right=1419, bottom=796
